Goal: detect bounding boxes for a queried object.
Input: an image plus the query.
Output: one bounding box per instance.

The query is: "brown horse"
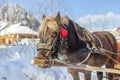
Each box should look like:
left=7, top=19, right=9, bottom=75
left=32, top=12, right=117, bottom=80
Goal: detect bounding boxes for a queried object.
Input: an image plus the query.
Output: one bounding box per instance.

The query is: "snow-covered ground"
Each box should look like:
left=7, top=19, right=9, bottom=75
left=0, top=44, right=73, bottom=80
left=0, top=43, right=107, bottom=80
left=0, top=23, right=38, bottom=36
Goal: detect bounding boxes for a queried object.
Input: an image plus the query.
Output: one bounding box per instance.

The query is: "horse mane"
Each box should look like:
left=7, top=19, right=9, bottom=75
left=69, top=19, right=95, bottom=42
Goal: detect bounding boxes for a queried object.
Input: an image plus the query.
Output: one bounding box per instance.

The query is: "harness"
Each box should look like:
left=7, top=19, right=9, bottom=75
left=37, top=24, right=119, bottom=64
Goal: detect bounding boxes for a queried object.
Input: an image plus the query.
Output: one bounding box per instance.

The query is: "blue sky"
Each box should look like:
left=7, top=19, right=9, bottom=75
left=69, top=0, right=120, bottom=19
left=1, top=0, right=120, bottom=29
left=5, top=0, right=119, bottom=19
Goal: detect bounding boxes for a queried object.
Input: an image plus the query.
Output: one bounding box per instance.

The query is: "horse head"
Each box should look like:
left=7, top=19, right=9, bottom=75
left=31, top=12, right=90, bottom=68
left=31, top=12, right=72, bottom=67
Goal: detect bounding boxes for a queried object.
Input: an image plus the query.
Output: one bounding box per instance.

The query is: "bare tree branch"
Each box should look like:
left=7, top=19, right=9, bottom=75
left=30, top=0, right=73, bottom=21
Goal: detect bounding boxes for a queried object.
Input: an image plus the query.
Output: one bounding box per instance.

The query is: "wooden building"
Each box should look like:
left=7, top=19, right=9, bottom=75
left=0, top=23, right=38, bottom=45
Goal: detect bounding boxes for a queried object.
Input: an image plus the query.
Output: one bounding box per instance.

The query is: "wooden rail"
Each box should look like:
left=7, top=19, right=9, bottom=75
left=31, top=59, right=120, bottom=74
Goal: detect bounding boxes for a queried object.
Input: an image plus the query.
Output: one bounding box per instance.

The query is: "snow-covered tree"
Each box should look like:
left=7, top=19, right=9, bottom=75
left=0, top=3, right=40, bottom=30
left=31, top=0, right=73, bottom=21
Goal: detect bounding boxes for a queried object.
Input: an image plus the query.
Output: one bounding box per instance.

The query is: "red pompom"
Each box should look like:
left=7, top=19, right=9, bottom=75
left=60, top=27, right=68, bottom=38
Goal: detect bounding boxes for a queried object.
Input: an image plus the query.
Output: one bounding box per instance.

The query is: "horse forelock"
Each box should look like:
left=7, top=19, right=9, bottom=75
left=38, top=17, right=59, bottom=38
left=38, top=16, right=70, bottom=38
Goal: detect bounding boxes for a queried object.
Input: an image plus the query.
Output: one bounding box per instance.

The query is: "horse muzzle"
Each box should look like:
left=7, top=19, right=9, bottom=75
left=31, top=58, right=54, bottom=68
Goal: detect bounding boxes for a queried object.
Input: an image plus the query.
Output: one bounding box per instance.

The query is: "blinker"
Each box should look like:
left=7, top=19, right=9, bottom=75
left=60, top=27, right=68, bottom=39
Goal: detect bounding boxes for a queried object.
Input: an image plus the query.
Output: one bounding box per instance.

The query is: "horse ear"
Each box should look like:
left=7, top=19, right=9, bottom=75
left=42, top=15, right=46, bottom=19
left=55, top=12, right=61, bottom=25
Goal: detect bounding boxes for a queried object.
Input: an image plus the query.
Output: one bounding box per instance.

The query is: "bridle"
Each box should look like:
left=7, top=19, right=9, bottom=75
left=37, top=24, right=68, bottom=59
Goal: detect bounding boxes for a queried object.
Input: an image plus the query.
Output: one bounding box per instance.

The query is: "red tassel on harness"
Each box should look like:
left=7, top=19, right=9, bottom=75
left=60, top=27, right=68, bottom=38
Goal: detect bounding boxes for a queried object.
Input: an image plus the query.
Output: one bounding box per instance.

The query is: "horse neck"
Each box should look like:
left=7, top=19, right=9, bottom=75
left=66, top=20, right=86, bottom=52
left=67, top=20, right=95, bottom=52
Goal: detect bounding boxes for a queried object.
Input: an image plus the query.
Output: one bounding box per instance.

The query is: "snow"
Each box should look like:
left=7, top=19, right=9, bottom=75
left=0, top=44, right=72, bottom=80
left=0, top=21, right=8, bottom=31
left=0, top=43, right=108, bottom=80
left=0, top=23, right=38, bottom=35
